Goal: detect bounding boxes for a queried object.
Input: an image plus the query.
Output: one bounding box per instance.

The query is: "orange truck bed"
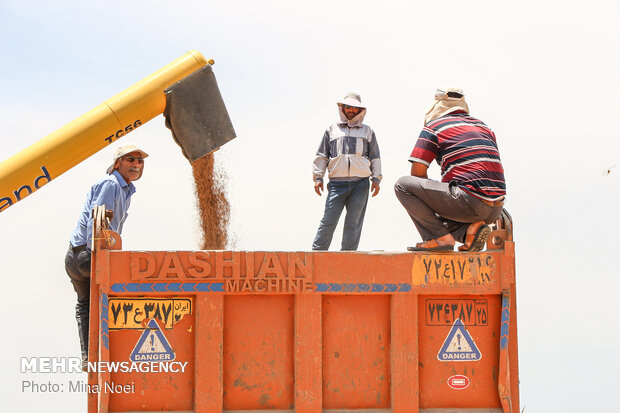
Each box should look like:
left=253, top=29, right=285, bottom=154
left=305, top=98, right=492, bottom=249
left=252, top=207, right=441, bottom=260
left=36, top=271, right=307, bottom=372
left=87, top=211, right=519, bottom=413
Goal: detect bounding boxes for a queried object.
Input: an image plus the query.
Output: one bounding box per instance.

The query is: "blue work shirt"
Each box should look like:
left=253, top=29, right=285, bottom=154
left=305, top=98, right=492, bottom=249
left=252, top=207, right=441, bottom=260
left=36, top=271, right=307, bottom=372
left=70, top=170, right=136, bottom=250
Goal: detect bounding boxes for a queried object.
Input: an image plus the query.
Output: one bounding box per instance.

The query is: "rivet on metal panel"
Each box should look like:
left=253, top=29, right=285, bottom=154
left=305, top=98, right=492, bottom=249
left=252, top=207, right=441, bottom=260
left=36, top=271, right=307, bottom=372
left=486, top=230, right=505, bottom=250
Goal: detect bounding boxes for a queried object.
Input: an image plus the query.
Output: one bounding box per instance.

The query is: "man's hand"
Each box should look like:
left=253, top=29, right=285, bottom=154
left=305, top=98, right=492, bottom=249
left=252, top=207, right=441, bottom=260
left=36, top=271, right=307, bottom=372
left=314, top=181, right=324, bottom=196
left=371, top=181, right=380, bottom=197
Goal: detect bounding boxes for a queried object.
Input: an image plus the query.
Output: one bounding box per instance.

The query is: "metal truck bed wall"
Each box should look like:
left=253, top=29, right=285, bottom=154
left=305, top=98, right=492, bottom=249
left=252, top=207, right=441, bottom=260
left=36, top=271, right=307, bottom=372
left=88, top=221, right=518, bottom=413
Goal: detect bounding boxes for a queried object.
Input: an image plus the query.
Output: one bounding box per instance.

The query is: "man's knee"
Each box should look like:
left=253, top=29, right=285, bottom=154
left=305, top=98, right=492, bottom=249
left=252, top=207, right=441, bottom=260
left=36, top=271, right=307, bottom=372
left=394, top=176, right=406, bottom=194
left=320, top=199, right=346, bottom=227
left=395, top=177, right=423, bottom=204
left=319, top=211, right=340, bottom=228
left=395, top=175, right=424, bottom=195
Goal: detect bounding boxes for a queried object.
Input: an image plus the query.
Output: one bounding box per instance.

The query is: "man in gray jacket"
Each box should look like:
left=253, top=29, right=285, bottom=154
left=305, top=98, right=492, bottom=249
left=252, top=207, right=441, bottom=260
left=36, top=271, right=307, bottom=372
left=312, top=93, right=382, bottom=250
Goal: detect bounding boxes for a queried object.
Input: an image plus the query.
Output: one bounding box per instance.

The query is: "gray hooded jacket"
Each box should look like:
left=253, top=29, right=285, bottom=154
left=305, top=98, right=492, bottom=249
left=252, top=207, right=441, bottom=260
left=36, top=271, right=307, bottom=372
left=312, top=106, right=382, bottom=183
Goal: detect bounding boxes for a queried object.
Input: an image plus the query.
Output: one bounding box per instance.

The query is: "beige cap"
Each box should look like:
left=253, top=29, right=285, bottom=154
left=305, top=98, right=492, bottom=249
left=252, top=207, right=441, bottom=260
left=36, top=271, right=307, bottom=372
left=424, top=85, right=470, bottom=124
left=106, top=144, right=149, bottom=174
left=337, top=93, right=365, bottom=108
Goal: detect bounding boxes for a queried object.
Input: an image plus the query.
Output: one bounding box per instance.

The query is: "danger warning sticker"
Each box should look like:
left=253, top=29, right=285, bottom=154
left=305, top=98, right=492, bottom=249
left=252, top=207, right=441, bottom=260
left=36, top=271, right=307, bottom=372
left=437, top=318, right=481, bottom=362
left=130, top=319, right=176, bottom=362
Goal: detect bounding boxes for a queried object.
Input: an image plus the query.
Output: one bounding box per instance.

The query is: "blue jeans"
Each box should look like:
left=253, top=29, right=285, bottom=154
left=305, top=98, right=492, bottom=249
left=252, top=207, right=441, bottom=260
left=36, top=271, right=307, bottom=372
left=312, top=178, right=370, bottom=251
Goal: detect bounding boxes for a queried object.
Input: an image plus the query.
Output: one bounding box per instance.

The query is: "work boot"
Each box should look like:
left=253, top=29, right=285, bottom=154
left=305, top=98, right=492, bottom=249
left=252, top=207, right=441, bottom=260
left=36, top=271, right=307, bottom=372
left=75, top=301, right=90, bottom=372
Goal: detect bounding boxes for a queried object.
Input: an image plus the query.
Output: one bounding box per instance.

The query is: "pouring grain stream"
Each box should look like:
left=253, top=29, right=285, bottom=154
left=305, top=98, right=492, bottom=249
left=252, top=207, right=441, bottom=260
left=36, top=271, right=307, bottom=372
left=191, top=153, right=230, bottom=250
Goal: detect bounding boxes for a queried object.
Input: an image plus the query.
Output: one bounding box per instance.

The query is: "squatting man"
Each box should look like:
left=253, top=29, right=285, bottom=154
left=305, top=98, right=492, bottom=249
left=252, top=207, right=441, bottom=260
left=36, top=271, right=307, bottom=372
left=394, top=86, right=506, bottom=251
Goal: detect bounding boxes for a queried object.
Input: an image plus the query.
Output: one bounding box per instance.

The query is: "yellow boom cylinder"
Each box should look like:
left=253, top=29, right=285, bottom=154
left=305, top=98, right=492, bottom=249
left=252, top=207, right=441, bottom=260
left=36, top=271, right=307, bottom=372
left=0, top=50, right=211, bottom=213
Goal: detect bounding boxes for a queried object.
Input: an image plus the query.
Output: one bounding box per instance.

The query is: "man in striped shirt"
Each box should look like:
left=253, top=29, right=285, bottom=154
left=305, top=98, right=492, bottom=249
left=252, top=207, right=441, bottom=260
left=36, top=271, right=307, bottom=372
left=394, top=87, right=506, bottom=252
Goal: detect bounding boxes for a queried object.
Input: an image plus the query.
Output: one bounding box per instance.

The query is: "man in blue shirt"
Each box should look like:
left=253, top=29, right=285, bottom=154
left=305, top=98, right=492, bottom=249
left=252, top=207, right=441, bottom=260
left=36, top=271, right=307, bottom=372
left=65, top=143, right=148, bottom=370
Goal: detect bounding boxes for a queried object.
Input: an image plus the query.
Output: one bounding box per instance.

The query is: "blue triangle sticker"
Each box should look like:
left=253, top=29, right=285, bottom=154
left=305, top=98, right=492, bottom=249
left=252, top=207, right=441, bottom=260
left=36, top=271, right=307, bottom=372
left=130, top=319, right=176, bottom=362
left=437, top=318, right=482, bottom=362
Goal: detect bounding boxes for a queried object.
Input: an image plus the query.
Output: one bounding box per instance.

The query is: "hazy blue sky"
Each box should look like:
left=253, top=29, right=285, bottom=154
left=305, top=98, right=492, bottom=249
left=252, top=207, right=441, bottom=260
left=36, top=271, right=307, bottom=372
left=1, top=1, right=618, bottom=411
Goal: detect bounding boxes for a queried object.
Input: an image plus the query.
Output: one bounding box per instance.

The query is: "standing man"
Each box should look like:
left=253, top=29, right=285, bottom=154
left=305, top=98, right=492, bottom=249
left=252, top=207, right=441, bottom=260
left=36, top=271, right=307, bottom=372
left=394, top=87, right=506, bottom=252
left=312, top=93, right=382, bottom=251
left=65, top=144, right=148, bottom=369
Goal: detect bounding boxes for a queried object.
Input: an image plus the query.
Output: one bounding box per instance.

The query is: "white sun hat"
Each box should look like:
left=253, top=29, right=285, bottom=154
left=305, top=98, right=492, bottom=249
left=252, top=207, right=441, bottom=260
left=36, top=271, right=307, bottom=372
left=106, top=143, right=149, bottom=174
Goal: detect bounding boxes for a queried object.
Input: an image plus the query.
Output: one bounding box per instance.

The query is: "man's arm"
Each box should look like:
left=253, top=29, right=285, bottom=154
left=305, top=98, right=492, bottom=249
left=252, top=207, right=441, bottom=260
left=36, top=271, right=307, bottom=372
left=410, top=161, right=429, bottom=178
left=368, top=131, right=382, bottom=197
left=312, top=130, right=331, bottom=196
left=85, top=180, right=119, bottom=248
left=408, top=126, right=437, bottom=179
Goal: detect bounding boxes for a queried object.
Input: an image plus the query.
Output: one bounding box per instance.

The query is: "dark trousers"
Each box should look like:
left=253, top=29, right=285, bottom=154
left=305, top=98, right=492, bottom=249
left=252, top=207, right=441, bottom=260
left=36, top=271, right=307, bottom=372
left=65, top=245, right=91, bottom=359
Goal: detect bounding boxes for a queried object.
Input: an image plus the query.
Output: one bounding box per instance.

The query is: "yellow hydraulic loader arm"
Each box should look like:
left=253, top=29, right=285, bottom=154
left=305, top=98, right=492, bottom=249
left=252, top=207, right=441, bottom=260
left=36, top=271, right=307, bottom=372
left=0, top=50, right=235, bottom=213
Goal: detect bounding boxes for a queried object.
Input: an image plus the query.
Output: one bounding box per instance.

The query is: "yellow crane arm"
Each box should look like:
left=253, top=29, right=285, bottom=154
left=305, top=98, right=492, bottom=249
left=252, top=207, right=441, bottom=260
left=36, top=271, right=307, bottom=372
left=0, top=51, right=212, bottom=213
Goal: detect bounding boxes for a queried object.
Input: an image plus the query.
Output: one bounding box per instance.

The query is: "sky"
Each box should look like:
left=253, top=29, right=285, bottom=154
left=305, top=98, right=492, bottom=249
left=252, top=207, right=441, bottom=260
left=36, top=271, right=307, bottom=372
left=0, top=0, right=619, bottom=411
